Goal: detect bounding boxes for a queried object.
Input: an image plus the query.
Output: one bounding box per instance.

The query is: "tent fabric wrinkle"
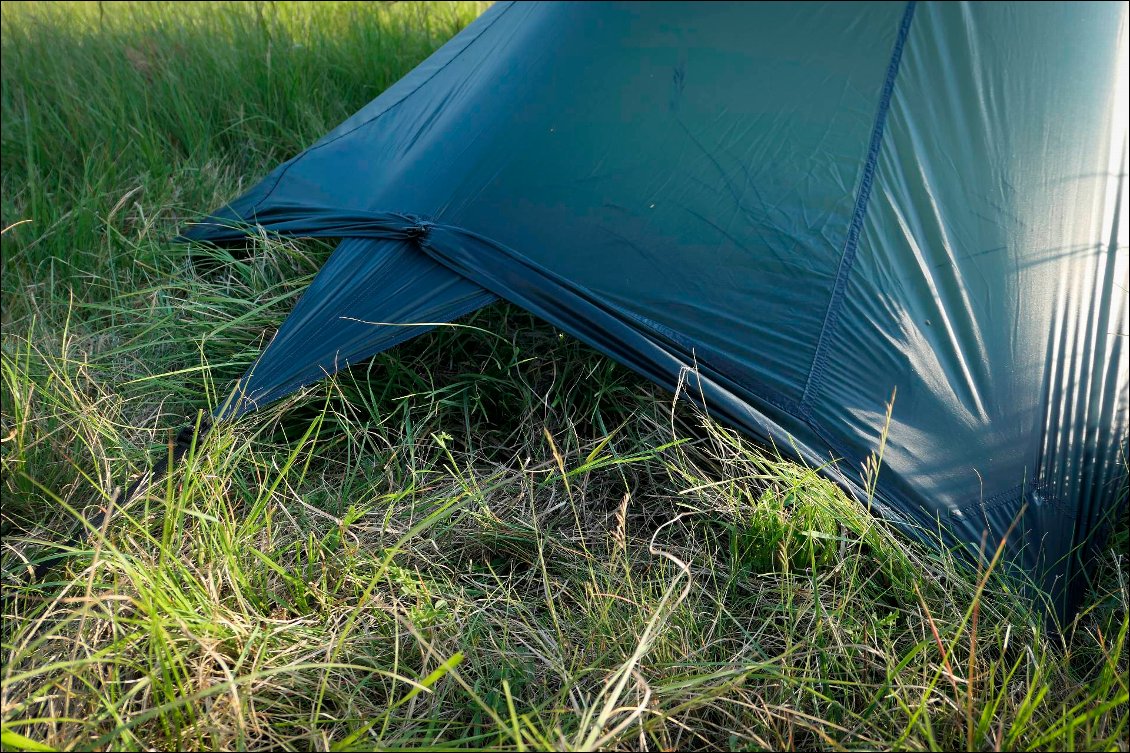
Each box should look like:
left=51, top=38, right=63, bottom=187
left=182, top=0, right=1130, bottom=619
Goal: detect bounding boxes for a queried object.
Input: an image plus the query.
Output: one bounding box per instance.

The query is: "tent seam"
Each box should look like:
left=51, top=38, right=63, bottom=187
left=799, top=0, right=917, bottom=413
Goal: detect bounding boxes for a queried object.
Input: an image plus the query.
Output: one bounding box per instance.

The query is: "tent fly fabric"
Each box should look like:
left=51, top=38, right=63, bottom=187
left=182, top=1, right=1129, bottom=619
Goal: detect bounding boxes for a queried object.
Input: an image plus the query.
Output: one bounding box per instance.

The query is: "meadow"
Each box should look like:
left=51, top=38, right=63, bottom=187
left=1, top=2, right=1126, bottom=750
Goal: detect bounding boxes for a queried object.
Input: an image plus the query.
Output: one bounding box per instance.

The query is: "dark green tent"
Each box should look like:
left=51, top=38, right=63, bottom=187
left=183, top=1, right=1129, bottom=617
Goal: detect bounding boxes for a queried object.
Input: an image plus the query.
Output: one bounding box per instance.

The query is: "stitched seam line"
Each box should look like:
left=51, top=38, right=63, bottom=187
left=800, top=0, right=917, bottom=412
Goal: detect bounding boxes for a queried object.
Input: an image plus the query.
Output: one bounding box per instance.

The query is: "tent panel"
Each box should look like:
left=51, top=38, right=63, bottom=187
left=217, top=236, right=495, bottom=418
left=814, top=0, right=1129, bottom=610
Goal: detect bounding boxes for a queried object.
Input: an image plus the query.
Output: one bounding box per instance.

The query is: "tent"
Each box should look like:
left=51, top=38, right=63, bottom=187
left=182, top=1, right=1129, bottom=618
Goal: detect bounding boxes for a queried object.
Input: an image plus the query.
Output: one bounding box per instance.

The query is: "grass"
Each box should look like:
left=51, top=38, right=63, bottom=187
left=1, top=2, right=1126, bottom=750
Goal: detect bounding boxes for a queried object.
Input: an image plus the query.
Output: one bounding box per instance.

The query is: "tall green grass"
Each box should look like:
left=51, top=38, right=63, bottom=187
left=2, top=2, right=1127, bottom=750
